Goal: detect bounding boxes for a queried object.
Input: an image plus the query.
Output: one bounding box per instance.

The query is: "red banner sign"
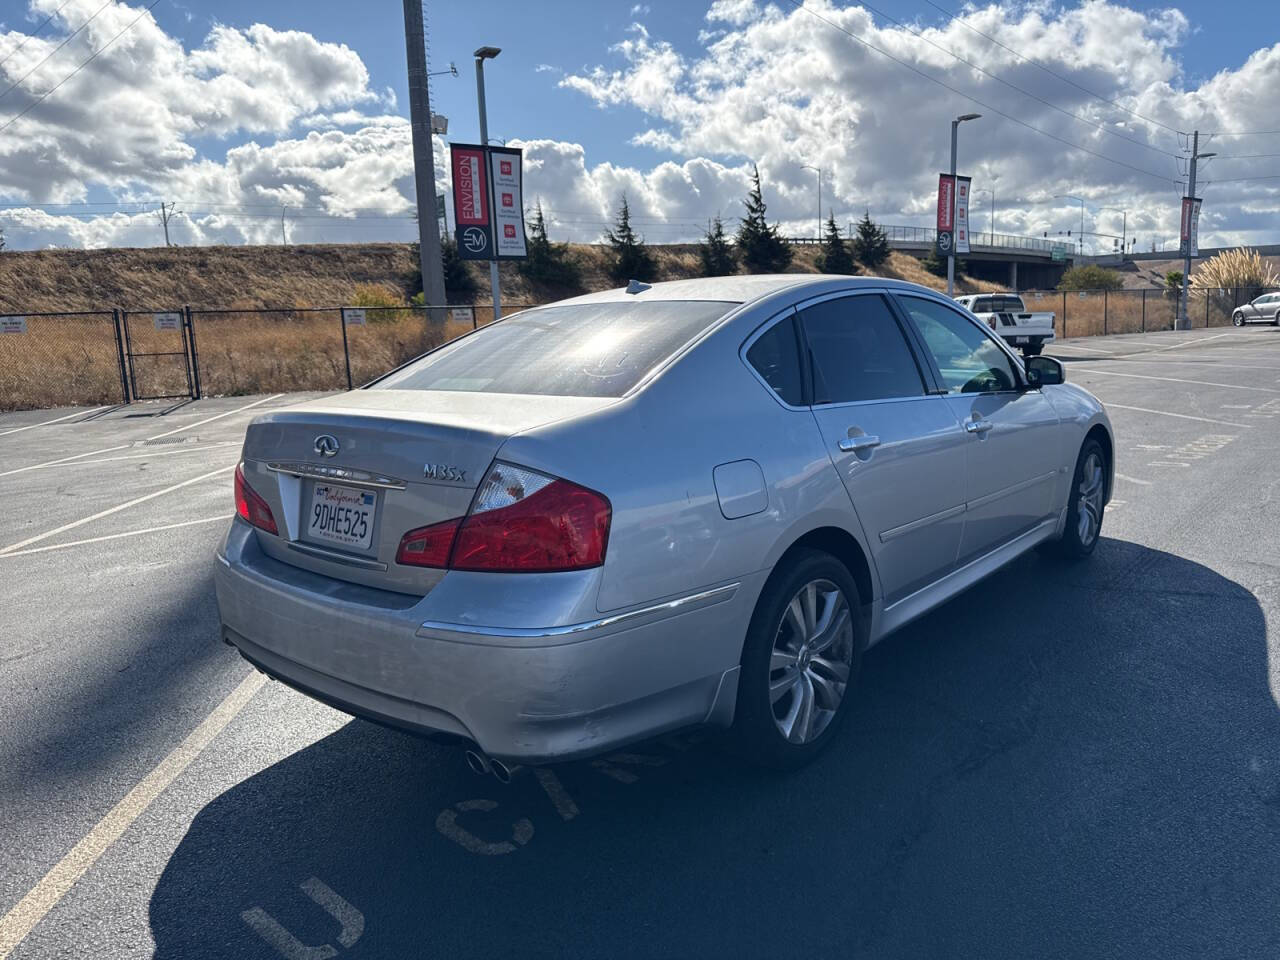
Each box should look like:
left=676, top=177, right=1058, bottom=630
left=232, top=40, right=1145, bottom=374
left=936, top=174, right=955, bottom=232
left=450, top=143, right=494, bottom=259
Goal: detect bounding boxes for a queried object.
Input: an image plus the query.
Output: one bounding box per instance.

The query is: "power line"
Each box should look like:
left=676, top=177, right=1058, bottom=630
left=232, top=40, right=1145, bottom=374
left=1202, top=130, right=1280, bottom=137
left=0, top=0, right=76, bottom=72
left=921, top=0, right=1182, bottom=136
left=0, top=0, right=164, bottom=137
left=0, top=0, right=112, bottom=105
left=781, top=0, right=1178, bottom=185
left=854, top=0, right=1178, bottom=157
left=1201, top=175, right=1280, bottom=184
left=1211, top=153, right=1280, bottom=160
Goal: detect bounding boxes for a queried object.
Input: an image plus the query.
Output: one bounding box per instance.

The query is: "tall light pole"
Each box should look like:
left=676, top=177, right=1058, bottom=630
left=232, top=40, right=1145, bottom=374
left=474, top=46, right=502, bottom=324
left=1055, top=195, right=1085, bottom=255
left=801, top=164, right=822, bottom=240
left=1178, top=131, right=1214, bottom=330
left=402, top=0, right=447, bottom=325
left=1099, top=206, right=1128, bottom=259
left=947, top=113, right=981, bottom=296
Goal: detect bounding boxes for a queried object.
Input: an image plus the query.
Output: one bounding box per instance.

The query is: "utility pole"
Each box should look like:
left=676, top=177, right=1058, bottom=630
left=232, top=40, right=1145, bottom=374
left=157, top=201, right=175, bottom=246
left=281, top=205, right=287, bottom=246
left=1178, top=131, right=1214, bottom=330
left=947, top=113, right=981, bottom=296
left=475, top=46, right=502, bottom=323
left=403, top=0, right=448, bottom=325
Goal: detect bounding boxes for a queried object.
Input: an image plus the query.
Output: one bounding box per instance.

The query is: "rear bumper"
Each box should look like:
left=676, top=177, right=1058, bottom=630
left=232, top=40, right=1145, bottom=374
left=213, top=520, right=753, bottom=763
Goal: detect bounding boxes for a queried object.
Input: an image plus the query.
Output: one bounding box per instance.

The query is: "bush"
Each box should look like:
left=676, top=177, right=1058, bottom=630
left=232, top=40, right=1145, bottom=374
left=699, top=215, right=737, bottom=276
left=1057, top=264, right=1123, bottom=291
left=604, top=194, right=656, bottom=285
left=1190, top=247, right=1279, bottom=295
left=1164, top=270, right=1183, bottom=292
left=814, top=213, right=854, bottom=274
left=736, top=164, right=792, bottom=273
left=440, top=239, right=477, bottom=301
left=520, top=202, right=582, bottom=289
left=852, top=212, right=891, bottom=269
left=348, top=283, right=411, bottom=322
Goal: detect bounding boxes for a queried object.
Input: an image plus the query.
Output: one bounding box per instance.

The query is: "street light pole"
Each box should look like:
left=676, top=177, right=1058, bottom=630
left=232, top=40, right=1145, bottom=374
left=1055, top=195, right=1085, bottom=256
left=474, top=47, right=502, bottom=324
left=801, top=164, right=822, bottom=239
left=947, top=114, right=980, bottom=297
left=1178, top=131, right=1214, bottom=330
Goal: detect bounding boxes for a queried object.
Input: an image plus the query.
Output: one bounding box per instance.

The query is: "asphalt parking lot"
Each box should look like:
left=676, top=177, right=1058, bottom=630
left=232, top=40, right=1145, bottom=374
left=2, top=326, right=1279, bottom=959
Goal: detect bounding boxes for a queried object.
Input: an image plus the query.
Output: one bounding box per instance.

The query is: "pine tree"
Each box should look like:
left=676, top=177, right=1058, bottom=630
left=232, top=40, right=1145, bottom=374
left=736, top=164, right=792, bottom=273
left=520, top=201, right=582, bottom=288
left=698, top=215, right=737, bottom=276
left=921, top=247, right=947, bottom=277
left=605, top=194, right=656, bottom=285
left=852, top=211, right=891, bottom=269
left=814, top=212, right=854, bottom=275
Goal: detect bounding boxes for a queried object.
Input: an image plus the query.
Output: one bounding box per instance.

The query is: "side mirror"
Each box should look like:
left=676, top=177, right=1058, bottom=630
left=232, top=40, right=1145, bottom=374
left=1025, top=355, right=1064, bottom=388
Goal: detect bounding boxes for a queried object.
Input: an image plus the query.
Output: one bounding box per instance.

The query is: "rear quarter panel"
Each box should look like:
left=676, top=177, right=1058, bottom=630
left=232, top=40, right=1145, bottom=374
left=493, top=303, right=871, bottom=617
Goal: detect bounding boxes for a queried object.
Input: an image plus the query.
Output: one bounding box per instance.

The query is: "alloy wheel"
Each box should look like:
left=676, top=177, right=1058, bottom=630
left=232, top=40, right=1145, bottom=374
left=1076, top=451, right=1105, bottom=547
left=768, top=579, right=854, bottom=744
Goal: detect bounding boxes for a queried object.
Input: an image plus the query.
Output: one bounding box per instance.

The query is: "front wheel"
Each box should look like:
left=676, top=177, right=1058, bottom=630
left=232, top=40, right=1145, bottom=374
left=1233, top=312, right=1246, bottom=327
left=1042, top=438, right=1107, bottom=561
left=731, top=550, right=864, bottom=769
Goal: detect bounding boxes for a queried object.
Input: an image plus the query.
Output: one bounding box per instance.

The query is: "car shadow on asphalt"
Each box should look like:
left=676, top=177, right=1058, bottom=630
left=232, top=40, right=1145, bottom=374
left=150, top=539, right=1280, bottom=959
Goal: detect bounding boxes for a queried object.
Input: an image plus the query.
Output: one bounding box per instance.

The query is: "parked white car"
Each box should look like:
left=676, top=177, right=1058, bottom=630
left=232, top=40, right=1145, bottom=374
left=955, top=293, right=1055, bottom=357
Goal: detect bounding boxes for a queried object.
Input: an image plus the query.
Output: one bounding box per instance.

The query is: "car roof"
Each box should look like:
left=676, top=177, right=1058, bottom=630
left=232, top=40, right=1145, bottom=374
left=553, top=274, right=943, bottom=309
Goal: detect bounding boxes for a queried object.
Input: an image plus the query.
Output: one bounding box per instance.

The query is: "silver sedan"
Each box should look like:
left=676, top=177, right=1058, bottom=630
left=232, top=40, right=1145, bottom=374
left=215, top=276, right=1113, bottom=770
left=1232, top=291, right=1280, bottom=326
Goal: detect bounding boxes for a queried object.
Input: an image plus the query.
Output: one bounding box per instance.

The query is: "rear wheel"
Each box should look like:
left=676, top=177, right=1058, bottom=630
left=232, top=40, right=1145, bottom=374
left=1023, top=340, right=1043, bottom=357
left=1272, top=311, right=1279, bottom=326
left=731, top=550, right=864, bottom=769
left=1042, top=438, right=1107, bottom=561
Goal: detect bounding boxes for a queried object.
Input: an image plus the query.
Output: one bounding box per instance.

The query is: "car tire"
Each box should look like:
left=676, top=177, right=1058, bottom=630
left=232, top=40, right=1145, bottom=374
left=1041, top=437, right=1107, bottom=562
left=1272, top=311, right=1279, bottom=326
left=1233, top=312, right=1245, bottom=327
left=1023, top=341, right=1043, bottom=357
left=730, top=549, right=865, bottom=770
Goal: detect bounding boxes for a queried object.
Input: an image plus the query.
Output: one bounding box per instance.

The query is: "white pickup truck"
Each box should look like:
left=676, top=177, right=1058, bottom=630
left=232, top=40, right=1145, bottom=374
left=954, top=293, right=1055, bottom=357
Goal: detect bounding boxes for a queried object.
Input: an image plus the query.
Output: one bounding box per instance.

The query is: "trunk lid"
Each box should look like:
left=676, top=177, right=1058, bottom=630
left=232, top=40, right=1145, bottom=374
left=239, top=390, right=613, bottom=595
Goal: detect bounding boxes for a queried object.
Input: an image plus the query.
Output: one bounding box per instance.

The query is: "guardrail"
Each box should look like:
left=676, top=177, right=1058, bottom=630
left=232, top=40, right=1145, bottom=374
left=786, top=225, right=1067, bottom=256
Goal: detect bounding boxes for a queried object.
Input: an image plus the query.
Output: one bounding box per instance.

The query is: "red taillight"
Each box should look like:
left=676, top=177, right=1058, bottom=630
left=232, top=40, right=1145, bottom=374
left=394, top=462, right=611, bottom=573
left=396, top=517, right=461, bottom=568
left=234, top=463, right=278, bottom=535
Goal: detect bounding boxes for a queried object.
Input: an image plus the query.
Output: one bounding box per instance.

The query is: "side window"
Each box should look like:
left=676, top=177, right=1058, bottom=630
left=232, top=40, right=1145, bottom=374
left=746, top=316, right=803, bottom=406
left=896, top=295, right=1019, bottom=394
left=798, top=295, right=926, bottom=404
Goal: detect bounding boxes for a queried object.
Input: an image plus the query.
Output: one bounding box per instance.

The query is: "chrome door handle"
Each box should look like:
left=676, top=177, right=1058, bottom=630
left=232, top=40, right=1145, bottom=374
left=838, top=434, right=881, bottom=452
left=964, top=419, right=994, bottom=434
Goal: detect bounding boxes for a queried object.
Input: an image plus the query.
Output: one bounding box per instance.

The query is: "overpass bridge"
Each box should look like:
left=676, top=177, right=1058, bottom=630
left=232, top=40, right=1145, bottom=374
left=790, top=225, right=1074, bottom=289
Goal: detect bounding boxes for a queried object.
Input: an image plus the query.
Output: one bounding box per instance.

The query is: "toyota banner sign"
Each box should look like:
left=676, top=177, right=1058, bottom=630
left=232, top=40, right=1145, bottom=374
left=1180, top=196, right=1202, bottom=257
left=954, top=176, right=972, bottom=255
left=449, top=142, right=527, bottom=261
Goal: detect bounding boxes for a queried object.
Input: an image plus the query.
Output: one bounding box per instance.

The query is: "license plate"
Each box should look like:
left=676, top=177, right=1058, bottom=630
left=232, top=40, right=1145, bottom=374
left=307, top=483, right=376, bottom=550
left=1014, top=336, right=1029, bottom=344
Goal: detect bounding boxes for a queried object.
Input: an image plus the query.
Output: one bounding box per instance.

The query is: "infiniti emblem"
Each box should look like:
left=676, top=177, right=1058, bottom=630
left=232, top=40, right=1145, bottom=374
left=314, top=434, right=340, bottom=458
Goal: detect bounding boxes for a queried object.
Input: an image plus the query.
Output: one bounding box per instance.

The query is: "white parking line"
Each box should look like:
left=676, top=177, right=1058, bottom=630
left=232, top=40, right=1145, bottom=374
left=0, top=465, right=234, bottom=555
left=1114, top=473, right=1151, bottom=485
left=0, top=394, right=282, bottom=480
left=1080, top=368, right=1280, bottom=393
left=0, top=515, right=232, bottom=559
left=41, top=442, right=240, bottom=469
left=0, top=670, right=267, bottom=959
left=1103, top=403, right=1252, bottom=428
left=0, top=407, right=110, bottom=437
left=1132, top=332, right=1235, bottom=354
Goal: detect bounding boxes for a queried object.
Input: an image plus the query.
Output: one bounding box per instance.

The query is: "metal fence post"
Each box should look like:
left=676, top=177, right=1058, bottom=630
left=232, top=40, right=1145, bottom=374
left=339, top=308, right=354, bottom=390
left=111, top=308, right=131, bottom=404
left=1205, top=292, right=1210, bottom=328
left=184, top=305, right=203, bottom=399
left=1062, top=291, right=1067, bottom=339
left=1141, top=290, right=1146, bottom=332
left=120, top=310, right=138, bottom=401
left=1103, top=289, right=1108, bottom=335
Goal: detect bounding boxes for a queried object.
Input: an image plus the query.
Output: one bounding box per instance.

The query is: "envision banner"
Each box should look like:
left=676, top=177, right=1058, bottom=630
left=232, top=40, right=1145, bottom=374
left=935, top=174, right=955, bottom=257
left=449, top=143, right=528, bottom=261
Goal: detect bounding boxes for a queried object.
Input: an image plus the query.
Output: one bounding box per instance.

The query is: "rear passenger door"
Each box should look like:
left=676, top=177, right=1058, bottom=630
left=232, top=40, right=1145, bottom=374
left=894, top=294, right=1061, bottom=563
left=798, top=291, right=969, bottom=605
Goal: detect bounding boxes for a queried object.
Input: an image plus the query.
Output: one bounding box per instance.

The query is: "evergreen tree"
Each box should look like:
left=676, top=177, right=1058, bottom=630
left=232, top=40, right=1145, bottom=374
left=519, top=201, right=582, bottom=288
left=735, top=164, right=792, bottom=273
left=698, top=215, right=737, bottom=276
left=852, top=211, right=891, bottom=269
left=921, top=247, right=947, bottom=277
left=814, top=212, right=854, bottom=274
left=605, top=194, right=656, bottom=285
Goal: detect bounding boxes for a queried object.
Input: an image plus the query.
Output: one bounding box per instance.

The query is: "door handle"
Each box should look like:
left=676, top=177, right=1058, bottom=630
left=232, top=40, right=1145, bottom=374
left=964, top=419, right=994, bottom=434
left=838, top=434, right=881, bottom=452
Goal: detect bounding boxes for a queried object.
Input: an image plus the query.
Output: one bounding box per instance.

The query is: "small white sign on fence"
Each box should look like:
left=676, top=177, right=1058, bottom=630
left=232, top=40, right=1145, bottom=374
left=1, top=316, right=27, bottom=334
left=153, top=312, right=182, bottom=331
left=1078, top=292, right=1087, bottom=299
left=343, top=308, right=366, bottom=326
left=450, top=307, right=474, bottom=326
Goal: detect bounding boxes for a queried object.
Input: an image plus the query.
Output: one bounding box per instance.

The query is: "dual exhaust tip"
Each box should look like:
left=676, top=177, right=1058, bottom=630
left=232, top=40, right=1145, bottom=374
left=465, top=749, right=519, bottom=784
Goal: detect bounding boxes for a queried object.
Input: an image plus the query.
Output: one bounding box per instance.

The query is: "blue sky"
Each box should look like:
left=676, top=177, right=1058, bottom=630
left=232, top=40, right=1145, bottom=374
left=0, top=0, right=1276, bottom=249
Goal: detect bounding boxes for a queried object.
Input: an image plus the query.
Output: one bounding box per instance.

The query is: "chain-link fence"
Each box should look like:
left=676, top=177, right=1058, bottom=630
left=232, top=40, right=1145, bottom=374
left=1016, top=286, right=1280, bottom=338
left=0, top=310, right=128, bottom=411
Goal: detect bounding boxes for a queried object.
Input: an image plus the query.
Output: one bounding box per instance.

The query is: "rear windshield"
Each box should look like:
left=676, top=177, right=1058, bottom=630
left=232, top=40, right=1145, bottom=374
left=373, top=299, right=736, bottom=398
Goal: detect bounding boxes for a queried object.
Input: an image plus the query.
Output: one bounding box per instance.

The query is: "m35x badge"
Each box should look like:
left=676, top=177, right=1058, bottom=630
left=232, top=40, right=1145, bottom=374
left=423, top=463, right=467, bottom=483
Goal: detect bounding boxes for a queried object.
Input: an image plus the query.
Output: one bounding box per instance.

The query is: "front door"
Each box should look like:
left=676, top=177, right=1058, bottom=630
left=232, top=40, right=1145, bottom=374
left=894, top=294, right=1061, bottom=563
left=798, top=291, right=970, bottom=605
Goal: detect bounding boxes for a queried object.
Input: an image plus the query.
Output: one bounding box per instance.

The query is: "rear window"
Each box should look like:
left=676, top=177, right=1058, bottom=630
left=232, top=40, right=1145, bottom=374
left=373, top=300, right=736, bottom=398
